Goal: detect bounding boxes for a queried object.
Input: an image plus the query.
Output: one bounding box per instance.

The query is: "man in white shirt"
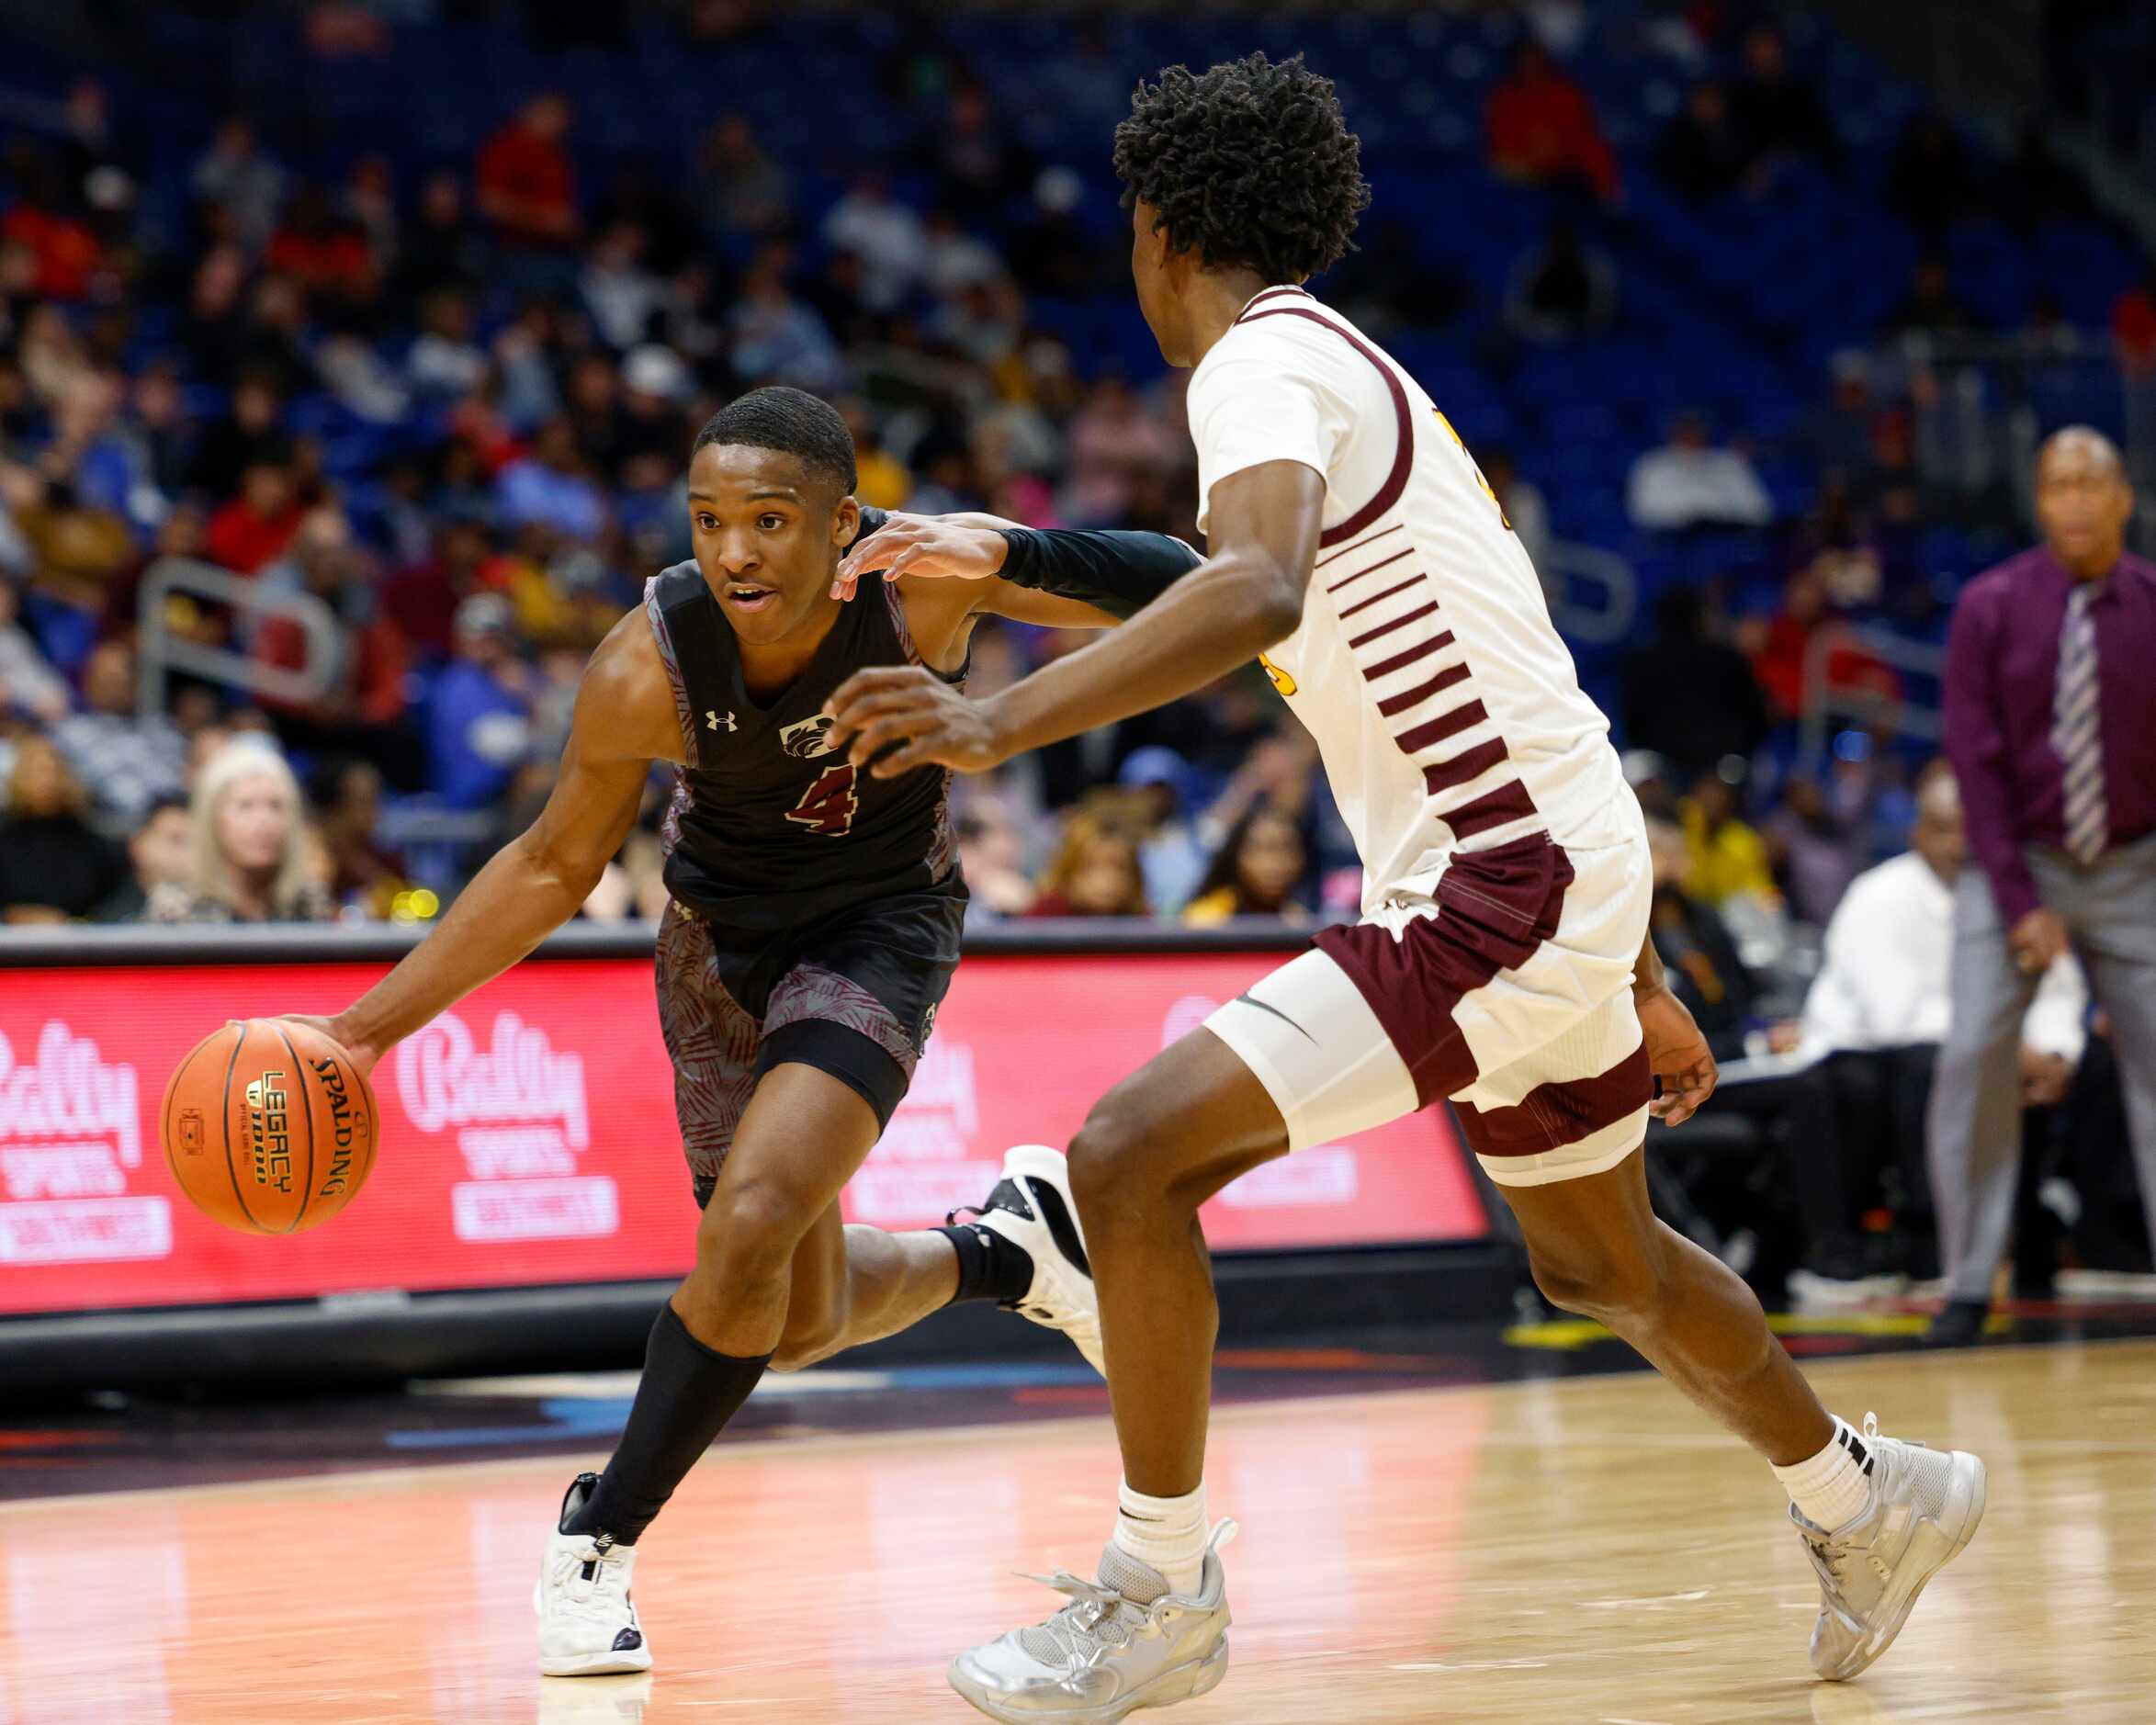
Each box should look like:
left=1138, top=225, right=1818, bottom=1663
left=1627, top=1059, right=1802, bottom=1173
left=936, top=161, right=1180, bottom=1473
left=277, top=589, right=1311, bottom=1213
left=1627, top=409, right=1775, bottom=532
left=828, top=51, right=1981, bottom=1718
left=1789, top=769, right=2086, bottom=1299
left=820, top=171, right=928, bottom=313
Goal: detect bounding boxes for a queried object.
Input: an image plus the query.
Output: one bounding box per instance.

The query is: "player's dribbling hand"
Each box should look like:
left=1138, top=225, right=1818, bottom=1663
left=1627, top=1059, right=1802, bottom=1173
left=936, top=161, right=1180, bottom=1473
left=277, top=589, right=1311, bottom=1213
left=831, top=514, right=1009, bottom=602
left=1635, top=984, right=1717, bottom=1127
left=275, top=1014, right=380, bottom=1079
left=826, top=668, right=1011, bottom=777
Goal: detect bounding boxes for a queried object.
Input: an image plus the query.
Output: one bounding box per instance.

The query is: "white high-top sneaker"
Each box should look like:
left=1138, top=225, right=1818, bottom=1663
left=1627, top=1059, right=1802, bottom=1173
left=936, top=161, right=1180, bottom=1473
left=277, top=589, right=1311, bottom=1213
left=1791, top=1413, right=1986, bottom=1681
left=956, top=1144, right=1105, bottom=1376
left=536, top=1473, right=654, bottom=1677
left=949, top=1523, right=1236, bottom=1722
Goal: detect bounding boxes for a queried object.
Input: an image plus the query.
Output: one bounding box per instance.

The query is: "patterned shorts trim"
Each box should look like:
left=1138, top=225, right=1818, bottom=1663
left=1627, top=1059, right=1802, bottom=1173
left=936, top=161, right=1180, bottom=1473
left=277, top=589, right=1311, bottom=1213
left=654, top=896, right=955, bottom=1192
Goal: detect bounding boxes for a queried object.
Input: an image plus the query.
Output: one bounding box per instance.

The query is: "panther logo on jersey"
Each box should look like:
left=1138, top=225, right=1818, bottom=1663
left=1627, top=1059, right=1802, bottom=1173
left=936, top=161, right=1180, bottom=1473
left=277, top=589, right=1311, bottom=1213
left=780, top=715, right=839, bottom=759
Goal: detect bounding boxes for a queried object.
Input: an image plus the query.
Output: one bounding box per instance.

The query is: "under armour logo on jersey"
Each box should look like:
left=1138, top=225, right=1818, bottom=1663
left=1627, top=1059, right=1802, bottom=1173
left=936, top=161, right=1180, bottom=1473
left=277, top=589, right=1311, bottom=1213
left=705, top=710, right=737, bottom=733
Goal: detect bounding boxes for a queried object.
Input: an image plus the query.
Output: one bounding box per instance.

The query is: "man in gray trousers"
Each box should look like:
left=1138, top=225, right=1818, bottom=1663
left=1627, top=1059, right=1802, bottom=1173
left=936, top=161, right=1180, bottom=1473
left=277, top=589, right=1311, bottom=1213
left=1930, top=426, right=2156, bottom=1343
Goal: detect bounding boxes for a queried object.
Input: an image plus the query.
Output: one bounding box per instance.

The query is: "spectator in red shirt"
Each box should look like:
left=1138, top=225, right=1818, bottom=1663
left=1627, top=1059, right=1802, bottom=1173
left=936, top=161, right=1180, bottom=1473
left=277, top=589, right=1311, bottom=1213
left=476, top=93, right=580, bottom=247
left=2113, top=267, right=2156, bottom=378
left=256, top=505, right=415, bottom=774
left=382, top=513, right=493, bottom=661
left=0, top=152, right=103, bottom=301
left=205, top=444, right=305, bottom=574
left=1485, top=42, right=1620, bottom=206
left=1741, top=565, right=1899, bottom=721
left=265, top=183, right=377, bottom=298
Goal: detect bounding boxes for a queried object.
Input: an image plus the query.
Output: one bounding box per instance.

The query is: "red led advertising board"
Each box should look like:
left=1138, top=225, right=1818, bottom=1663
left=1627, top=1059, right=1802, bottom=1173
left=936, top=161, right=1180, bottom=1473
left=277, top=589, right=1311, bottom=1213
left=0, top=952, right=1484, bottom=1317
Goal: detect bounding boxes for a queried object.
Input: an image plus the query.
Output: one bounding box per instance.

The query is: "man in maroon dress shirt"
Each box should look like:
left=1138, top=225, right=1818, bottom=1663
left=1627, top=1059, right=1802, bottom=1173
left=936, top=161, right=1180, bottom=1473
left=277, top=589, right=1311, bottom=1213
left=1931, top=427, right=2156, bottom=1342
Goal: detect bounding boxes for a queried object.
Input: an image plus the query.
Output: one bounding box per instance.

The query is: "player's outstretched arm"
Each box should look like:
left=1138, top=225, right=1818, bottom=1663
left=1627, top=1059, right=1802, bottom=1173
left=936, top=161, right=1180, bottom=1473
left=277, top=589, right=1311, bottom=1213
left=289, top=609, right=682, bottom=1075
left=832, top=509, right=1202, bottom=628
left=826, top=459, right=1322, bottom=776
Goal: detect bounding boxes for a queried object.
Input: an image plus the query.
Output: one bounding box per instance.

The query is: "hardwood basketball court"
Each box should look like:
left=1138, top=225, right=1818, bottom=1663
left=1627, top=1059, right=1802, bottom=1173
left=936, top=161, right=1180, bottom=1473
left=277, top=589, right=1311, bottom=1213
left=5, top=1339, right=2151, bottom=1723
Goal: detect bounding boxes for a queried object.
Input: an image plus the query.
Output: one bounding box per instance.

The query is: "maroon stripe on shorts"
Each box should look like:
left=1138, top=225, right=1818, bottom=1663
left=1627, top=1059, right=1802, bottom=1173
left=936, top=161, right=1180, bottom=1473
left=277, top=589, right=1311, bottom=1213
left=1325, top=546, right=1412, bottom=594
left=1312, top=835, right=1575, bottom=1108
left=1394, top=696, right=1487, bottom=748
left=1420, top=736, right=1511, bottom=795
left=1236, top=306, right=1415, bottom=547
left=1316, top=523, right=1403, bottom=571
left=1444, top=778, right=1538, bottom=839
left=1453, top=1042, right=1652, bottom=1159
left=1338, top=574, right=1425, bottom=621
left=1349, top=602, right=1439, bottom=651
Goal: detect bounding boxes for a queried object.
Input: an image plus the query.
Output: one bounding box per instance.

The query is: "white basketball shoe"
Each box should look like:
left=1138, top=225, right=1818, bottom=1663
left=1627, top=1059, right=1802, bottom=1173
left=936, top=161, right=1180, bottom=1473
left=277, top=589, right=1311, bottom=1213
left=956, top=1144, right=1106, bottom=1376
left=949, top=1523, right=1237, bottom=1722
left=536, top=1473, right=654, bottom=1676
left=1792, top=1413, right=1987, bottom=1681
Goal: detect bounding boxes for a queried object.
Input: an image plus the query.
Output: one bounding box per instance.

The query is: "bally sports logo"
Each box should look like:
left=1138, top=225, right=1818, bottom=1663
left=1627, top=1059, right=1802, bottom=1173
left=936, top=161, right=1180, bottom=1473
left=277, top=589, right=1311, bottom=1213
left=0, top=1023, right=172, bottom=1265
left=394, top=1010, right=616, bottom=1244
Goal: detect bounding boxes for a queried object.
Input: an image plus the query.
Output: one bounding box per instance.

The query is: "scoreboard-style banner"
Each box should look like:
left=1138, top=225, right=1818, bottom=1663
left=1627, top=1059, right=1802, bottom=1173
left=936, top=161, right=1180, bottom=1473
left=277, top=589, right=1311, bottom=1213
left=0, top=950, right=1485, bottom=1317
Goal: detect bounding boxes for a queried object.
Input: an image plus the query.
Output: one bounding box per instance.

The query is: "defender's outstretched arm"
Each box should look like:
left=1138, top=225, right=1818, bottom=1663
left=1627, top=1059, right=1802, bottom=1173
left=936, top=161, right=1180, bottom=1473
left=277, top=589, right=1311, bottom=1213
left=828, top=461, right=1323, bottom=775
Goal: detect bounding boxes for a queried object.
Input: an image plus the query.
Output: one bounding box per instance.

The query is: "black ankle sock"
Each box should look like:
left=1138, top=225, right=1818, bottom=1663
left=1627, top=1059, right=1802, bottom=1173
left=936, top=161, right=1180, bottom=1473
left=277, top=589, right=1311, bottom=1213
left=938, top=1220, right=1034, bottom=1306
left=564, top=1304, right=770, bottom=1545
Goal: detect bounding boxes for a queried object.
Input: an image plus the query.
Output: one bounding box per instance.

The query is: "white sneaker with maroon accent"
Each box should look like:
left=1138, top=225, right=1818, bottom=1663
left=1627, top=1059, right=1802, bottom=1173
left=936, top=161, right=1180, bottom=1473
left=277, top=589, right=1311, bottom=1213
left=536, top=1473, right=653, bottom=1676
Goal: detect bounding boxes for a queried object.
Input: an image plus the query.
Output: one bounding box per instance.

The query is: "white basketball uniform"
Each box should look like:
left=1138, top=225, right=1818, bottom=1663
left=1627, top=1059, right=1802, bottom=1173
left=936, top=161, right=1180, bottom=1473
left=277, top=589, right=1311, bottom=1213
left=1193, top=285, right=1654, bottom=1186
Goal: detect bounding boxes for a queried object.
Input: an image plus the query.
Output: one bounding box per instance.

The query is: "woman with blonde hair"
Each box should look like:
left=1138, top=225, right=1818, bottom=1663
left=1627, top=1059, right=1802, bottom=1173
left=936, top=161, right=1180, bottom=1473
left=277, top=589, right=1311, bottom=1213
left=145, top=738, right=334, bottom=923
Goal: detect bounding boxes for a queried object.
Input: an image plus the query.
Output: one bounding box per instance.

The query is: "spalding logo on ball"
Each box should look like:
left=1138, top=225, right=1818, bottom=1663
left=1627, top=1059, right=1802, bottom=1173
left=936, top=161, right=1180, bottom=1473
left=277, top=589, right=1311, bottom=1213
left=162, top=1019, right=380, bottom=1235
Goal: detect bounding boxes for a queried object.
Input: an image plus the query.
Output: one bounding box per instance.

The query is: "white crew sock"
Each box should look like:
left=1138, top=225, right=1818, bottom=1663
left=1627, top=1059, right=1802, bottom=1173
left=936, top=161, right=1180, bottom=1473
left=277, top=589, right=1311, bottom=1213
left=1772, top=1415, right=1876, bottom=1532
left=1112, top=1478, right=1209, bottom=1596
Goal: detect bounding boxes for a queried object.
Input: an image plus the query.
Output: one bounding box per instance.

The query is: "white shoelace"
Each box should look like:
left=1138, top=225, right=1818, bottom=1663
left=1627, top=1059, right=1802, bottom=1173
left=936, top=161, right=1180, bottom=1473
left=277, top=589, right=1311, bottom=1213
left=1020, top=1572, right=1153, bottom=1663
left=547, top=1544, right=632, bottom=1627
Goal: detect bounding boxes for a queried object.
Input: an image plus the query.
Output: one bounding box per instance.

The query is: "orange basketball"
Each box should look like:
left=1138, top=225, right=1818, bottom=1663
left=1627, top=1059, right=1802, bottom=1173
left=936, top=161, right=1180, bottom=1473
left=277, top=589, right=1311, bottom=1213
left=162, top=1019, right=380, bottom=1235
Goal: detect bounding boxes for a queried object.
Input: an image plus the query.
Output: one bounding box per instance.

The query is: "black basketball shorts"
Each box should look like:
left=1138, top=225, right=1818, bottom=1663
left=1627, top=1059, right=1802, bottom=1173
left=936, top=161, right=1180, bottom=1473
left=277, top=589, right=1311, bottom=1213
left=653, top=883, right=964, bottom=1207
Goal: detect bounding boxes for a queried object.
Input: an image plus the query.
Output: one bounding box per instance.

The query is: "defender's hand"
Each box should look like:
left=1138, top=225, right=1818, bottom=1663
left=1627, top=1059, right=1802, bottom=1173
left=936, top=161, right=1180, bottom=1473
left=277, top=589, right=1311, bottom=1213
left=826, top=668, right=1012, bottom=778
left=1637, top=985, right=1718, bottom=1126
left=832, top=514, right=1009, bottom=601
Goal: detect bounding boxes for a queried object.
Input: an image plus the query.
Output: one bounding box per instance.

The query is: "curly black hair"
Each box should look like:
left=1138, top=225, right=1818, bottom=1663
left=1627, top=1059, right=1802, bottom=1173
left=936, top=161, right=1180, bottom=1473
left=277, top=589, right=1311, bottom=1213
left=694, top=386, right=856, bottom=495
left=1112, top=51, right=1371, bottom=284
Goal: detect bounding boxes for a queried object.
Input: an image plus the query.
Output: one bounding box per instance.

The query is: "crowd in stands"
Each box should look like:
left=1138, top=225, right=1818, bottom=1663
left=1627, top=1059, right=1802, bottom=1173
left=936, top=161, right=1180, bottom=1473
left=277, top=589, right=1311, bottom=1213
left=0, top=5, right=2151, bottom=1296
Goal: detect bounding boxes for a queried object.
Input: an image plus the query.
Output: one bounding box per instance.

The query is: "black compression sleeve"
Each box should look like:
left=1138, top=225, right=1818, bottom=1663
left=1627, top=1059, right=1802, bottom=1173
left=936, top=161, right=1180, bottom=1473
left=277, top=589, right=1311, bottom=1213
left=993, top=526, right=1203, bottom=620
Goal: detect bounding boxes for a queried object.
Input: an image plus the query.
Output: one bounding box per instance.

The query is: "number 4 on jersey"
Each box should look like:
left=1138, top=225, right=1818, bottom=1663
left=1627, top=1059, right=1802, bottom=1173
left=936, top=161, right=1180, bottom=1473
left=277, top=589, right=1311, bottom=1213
left=786, top=762, right=860, bottom=837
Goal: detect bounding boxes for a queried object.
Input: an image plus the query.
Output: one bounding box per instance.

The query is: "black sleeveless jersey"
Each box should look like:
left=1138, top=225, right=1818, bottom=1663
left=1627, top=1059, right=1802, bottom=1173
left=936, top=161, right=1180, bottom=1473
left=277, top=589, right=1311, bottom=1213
left=643, top=556, right=964, bottom=937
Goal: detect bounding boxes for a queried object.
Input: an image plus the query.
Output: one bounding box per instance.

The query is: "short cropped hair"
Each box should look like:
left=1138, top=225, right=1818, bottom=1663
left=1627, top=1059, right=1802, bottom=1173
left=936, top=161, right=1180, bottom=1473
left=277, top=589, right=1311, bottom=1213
left=1112, top=51, right=1371, bottom=285
left=694, top=386, right=857, bottom=495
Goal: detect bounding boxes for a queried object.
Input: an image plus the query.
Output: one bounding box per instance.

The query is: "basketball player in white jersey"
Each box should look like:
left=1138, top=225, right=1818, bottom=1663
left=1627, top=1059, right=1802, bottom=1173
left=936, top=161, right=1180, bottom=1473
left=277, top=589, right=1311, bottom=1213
left=829, top=52, right=1985, bottom=1721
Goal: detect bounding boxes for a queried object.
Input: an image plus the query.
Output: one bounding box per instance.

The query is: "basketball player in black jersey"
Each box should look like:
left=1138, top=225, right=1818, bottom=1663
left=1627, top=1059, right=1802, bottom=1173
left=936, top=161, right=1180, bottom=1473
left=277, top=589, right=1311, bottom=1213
left=283, top=386, right=1199, bottom=1675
